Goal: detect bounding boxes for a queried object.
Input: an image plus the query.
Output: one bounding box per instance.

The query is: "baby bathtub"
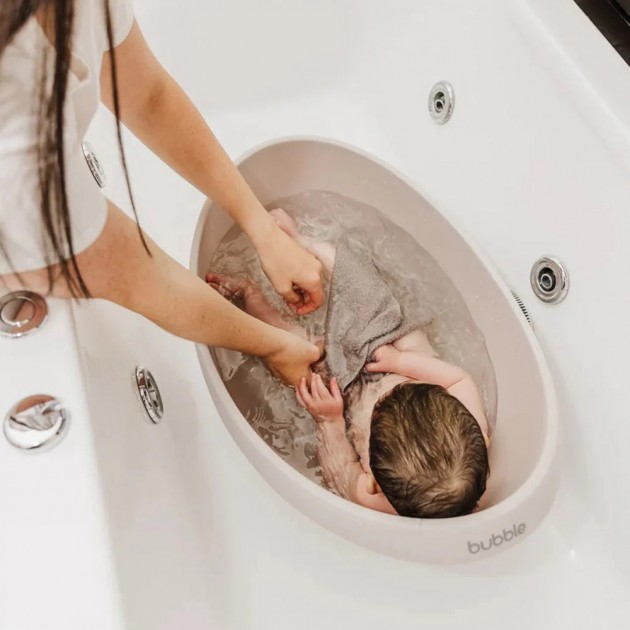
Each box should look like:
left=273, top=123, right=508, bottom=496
left=191, top=137, right=560, bottom=564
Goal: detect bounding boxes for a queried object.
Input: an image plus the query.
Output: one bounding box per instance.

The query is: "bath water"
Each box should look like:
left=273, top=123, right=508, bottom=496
left=209, top=191, right=498, bottom=487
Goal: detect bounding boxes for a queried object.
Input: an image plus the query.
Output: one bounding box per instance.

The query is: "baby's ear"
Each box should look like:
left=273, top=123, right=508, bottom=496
left=355, top=473, right=376, bottom=504
left=358, top=472, right=383, bottom=496
left=365, top=473, right=378, bottom=495
left=355, top=473, right=398, bottom=515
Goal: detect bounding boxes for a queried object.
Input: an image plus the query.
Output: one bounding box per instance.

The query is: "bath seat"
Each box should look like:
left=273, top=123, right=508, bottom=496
left=191, top=138, right=559, bottom=564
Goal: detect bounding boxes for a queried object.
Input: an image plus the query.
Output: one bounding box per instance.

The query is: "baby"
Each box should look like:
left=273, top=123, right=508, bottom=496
left=208, top=209, right=490, bottom=518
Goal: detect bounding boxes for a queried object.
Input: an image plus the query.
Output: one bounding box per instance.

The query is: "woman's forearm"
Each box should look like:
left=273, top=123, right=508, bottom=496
left=84, top=205, right=290, bottom=355
left=1, top=204, right=318, bottom=385
left=101, top=25, right=274, bottom=244
left=136, top=77, right=272, bottom=242
left=12, top=203, right=289, bottom=358
left=101, top=22, right=325, bottom=313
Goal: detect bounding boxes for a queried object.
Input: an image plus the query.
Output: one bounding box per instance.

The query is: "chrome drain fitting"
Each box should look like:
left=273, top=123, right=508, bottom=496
left=4, top=395, right=69, bottom=452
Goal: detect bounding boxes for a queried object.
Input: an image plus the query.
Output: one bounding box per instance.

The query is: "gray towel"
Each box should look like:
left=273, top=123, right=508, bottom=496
left=324, top=236, right=430, bottom=392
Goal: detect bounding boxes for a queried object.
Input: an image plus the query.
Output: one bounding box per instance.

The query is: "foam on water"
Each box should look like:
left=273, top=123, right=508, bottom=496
left=209, top=191, right=498, bottom=487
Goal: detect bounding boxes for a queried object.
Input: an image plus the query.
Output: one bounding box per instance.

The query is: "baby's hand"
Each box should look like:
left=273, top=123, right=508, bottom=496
left=365, top=344, right=403, bottom=374
left=297, top=374, right=344, bottom=424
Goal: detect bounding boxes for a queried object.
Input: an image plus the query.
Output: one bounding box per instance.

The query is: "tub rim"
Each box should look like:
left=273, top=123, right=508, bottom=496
left=191, top=134, right=560, bottom=537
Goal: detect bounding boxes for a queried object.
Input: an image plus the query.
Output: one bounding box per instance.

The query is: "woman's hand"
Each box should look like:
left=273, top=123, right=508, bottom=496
left=262, top=332, right=322, bottom=388
left=296, top=374, right=345, bottom=423
left=365, top=344, right=404, bottom=374
left=254, top=223, right=325, bottom=316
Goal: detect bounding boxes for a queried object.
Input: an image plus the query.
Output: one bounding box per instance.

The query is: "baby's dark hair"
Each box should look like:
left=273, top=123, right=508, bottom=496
left=369, top=383, right=489, bottom=518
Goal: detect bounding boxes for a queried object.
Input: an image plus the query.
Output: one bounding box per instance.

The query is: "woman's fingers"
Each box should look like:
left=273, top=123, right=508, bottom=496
left=256, top=224, right=325, bottom=314
left=287, top=286, right=310, bottom=313
left=295, top=271, right=325, bottom=315
left=284, top=290, right=302, bottom=305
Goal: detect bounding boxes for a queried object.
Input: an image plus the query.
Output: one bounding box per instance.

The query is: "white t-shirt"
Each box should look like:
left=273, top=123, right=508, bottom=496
left=0, top=0, right=134, bottom=274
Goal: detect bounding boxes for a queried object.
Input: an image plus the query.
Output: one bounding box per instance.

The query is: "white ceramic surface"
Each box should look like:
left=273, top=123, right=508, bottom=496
left=2, top=0, right=630, bottom=628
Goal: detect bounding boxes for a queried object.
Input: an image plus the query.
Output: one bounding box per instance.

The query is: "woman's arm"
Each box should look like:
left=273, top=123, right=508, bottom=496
left=100, top=21, right=324, bottom=315
left=0, top=204, right=320, bottom=387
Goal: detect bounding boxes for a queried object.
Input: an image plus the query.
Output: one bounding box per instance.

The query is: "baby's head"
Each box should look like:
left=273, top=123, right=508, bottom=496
left=368, top=383, right=489, bottom=518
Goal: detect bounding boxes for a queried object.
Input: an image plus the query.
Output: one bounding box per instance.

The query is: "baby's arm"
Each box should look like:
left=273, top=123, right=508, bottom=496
left=297, top=374, right=364, bottom=501
left=371, top=347, right=466, bottom=388
left=367, top=346, right=490, bottom=443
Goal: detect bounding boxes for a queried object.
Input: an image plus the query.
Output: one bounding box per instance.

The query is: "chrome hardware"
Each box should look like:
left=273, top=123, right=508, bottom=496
left=81, top=142, right=107, bottom=188
left=531, top=256, right=569, bottom=304
left=0, top=291, right=48, bottom=339
left=4, top=395, right=69, bottom=452
left=135, top=367, right=164, bottom=424
left=511, top=290, right=533, bottom=328
left=429, top=81, right=455, bottom=124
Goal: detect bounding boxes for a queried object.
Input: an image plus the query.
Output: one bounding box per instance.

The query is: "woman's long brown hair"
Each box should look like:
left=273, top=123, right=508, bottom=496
left=0, top=0, right=147, bottom=297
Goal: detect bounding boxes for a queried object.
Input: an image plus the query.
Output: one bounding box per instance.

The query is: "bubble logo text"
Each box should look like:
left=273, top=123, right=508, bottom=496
left=467, top=523, right=527, bottom=554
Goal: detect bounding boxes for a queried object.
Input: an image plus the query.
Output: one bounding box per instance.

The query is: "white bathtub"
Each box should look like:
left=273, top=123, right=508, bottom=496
left=3, top=0, right=630, bottom=628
